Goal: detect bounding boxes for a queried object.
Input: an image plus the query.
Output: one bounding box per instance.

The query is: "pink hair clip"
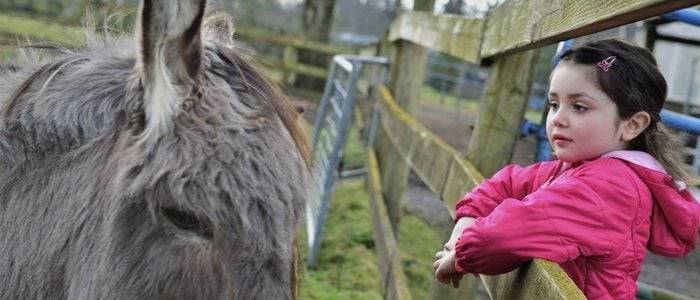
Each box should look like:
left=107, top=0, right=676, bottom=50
left=596, top=56, right=616, bottom=72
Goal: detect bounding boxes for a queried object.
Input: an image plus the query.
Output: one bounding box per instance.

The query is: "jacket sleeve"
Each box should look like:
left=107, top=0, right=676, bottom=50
left=454, top=172, right=629, bottom=275
left=455, top=163, right=546, bottom=220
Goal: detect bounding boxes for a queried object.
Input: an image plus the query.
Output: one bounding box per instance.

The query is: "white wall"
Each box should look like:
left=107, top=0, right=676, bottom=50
left=653, top=23, right=700, bottom=106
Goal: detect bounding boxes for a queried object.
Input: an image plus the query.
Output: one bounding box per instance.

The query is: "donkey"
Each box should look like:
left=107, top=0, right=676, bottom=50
left=0, top=0, right=311, bottom=298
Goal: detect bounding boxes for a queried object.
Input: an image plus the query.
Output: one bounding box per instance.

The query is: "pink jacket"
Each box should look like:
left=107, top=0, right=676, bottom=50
left=454, top=151, right=700, bottom=300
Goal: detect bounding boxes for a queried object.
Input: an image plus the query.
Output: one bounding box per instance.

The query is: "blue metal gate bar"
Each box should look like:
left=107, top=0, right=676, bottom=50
left=662, top=8, right=700, bottom=27
left=307, top=55, right=389, bottom=267
left=660, top=109, right=700, bottom=135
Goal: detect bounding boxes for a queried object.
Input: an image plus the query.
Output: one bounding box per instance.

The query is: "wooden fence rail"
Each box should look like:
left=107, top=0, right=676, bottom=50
left=367, top=149, right=412, bottom=300
left=235, top=26, right=362, bottom=84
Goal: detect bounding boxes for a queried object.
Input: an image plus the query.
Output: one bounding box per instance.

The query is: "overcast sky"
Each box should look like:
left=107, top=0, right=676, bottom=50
left=275, top=0, right=494, bottom=13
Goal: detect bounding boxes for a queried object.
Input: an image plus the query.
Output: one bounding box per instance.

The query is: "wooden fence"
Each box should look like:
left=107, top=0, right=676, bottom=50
left=370, top=0, right=700, bottom=299
left=234, top=26, right=362, bottom=86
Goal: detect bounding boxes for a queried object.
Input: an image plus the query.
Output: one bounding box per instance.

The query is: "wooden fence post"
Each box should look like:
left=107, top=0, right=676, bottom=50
left=466, top=50, right=540, bottom=177
left=282, top=45, right=297, bottom=85
left=387, top=40, right=427, bottom=112
left=376, top=125, right=410, bottom=238
left=377, top=0, right=435, bottom=238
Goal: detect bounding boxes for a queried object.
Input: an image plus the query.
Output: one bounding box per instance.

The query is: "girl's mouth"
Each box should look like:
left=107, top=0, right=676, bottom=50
left=552, top=134, right=573, bottom=145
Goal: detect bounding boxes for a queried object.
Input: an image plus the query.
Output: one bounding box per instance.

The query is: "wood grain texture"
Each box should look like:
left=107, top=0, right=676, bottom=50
left=481, top=0, right=700, bottom=59
left=466, top=50, right=539, bottom=177
left=367, top=149, right=413, bottom=300
left=481, top=260, right=586, bottom=300
left=236, top=26, right=357, bottom=55
left=388, top=11, right=483, bottom=64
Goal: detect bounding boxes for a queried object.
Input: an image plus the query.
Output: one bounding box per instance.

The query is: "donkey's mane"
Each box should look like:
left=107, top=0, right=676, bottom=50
left=212, top=46, right=311, bottom=165
left=0, top=38, right=310, bottom=166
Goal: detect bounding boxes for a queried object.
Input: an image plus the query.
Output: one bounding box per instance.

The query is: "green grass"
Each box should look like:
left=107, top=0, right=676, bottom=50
left=297, top=176, right=449, bottom=300
left=298, top=122, right=377, bottom=298
left=0, top=13, right=84, bottom=47
left=399, top=213, right=448, bottom=299
left=0, top=46, right=15, bottom=61
left=300, top=179, right=383, bottom=300
left=302, top=111, right=367, bottom=171
left=341, top=126, right=367, bottom=169
left=298, top=115, right=437, bottom=298
left=419, top=85, right=479, bottom=111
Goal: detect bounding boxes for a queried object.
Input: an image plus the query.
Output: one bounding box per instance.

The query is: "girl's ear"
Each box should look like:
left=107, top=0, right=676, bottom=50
left=621, top=111, right=651, bottom=142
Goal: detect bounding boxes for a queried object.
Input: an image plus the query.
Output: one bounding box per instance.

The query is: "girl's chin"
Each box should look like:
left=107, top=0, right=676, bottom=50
left=554, top=152, right=599, bottom=163
left=552, top=151, right=579, bottom=163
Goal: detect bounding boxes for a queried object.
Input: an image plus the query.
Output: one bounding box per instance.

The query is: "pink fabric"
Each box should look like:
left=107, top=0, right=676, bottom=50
left=454, top=151, right=700, bottom=300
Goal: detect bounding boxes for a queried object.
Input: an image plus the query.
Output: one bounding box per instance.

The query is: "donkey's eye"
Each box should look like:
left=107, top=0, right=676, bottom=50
left=163, top=207, right=212, bottom=238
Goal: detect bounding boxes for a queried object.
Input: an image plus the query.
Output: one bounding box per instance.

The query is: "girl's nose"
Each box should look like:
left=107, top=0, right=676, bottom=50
left=551, top=110, right=568, bottom=128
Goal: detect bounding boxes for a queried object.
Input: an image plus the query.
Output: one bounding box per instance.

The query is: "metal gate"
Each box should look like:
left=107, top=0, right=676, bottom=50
left=307, top=55, right=388, bottom=267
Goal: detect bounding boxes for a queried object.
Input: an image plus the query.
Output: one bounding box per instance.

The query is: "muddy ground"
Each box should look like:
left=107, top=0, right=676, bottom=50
left=296, top=95, right=700, bottom=298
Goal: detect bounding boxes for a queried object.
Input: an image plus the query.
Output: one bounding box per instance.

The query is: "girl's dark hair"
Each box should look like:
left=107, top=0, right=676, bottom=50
left=559, top=39, right=693, bottom=182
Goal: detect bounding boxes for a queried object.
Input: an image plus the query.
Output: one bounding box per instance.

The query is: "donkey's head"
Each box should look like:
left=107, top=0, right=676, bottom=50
left=0, top=1, right=309, bottom=299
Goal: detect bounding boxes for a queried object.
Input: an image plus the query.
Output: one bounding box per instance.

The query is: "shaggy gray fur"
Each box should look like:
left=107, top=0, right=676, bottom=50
left=0, top=0, right=310, bottom=299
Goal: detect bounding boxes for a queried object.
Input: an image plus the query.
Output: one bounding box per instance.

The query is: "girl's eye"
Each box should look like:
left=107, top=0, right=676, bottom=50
left=573, top=103, right=588, bottom=112
left=548, top=101, right=559, bottom=111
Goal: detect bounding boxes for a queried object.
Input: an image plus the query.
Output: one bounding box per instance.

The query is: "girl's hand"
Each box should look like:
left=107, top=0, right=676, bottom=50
left=444, top=217, right=475, bottom=251
left=433, top=250, right=461, bottom=287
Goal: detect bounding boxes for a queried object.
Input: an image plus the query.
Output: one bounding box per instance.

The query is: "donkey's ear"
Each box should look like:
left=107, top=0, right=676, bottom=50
left=136, top=0, right=206, bottom=134
left=203, top=12, right=234, bottom=47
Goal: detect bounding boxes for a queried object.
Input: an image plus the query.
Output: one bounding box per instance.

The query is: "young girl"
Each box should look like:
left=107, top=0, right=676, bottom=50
left=433, top=39, right=700, bottom=299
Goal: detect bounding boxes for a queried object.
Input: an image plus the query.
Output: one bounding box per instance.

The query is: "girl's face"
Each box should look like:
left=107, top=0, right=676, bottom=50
left=546, top=63, right=626, bottom=163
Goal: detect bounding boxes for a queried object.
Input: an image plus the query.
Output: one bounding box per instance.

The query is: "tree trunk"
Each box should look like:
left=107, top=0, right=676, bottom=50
left=294, top=0, right=336, bottom=91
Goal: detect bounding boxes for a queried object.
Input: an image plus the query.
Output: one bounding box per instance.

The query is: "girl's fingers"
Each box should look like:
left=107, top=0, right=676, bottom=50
left=434, top=251, right=446, bottom=259
left=443, top=242, right=454, bottom=251
left=435, top=262, right=446, bottom=279
left=451, top=272, right=464, bottom=289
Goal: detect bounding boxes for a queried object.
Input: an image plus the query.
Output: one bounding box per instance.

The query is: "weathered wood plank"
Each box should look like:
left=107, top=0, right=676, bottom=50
left=388, top=11, right=483, bottom=64
left=481, top=0, right=700, bottom=59
left=379, top=0, right=436, bottom=240
left=637, top=282, right=696, bottom=300
left=442, top=158, right=484, bottom=214
left=388, top=41, right=426, bottom=112
left=235, top=26, right=358, bottom=55
left=378, top=85, right=481, bottom=203
left=481, top=260, right=585, bottom=300
left=376, top=126, right=411, bottom=237
left=466, top=49, right=539, bottom=177
left=367, top=149, right=412, bottom=300
left=253, top=54, right=328, bottom=79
